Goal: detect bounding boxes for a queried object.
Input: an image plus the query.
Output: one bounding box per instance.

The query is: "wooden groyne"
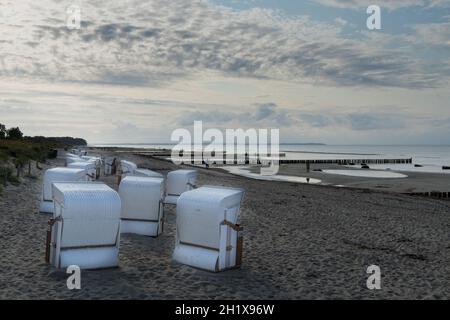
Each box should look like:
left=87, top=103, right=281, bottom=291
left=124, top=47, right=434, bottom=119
left=279, top=158, right=413, bottom=165
left=136, top=152, right=412, bottom=166
left=92, top=147, right=413, bottom=166
left=405, top=191, right=450, bottom=199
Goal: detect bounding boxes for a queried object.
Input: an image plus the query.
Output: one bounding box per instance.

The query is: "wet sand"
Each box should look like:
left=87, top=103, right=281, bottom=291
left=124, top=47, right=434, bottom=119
left=247, top=163, right=450, bottom=194
left=0, top=150, right=449, bottom=299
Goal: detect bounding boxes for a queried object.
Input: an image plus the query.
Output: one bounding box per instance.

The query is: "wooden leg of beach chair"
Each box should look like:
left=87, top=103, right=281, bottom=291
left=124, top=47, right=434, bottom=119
left=236, top=230, right=243, bottom=267
left=160, top=201, right=165, bottom=235
left=219, top=224, right=228, bottom=271
left=45, top=219, right=55, bottom=263
left=45, top=229, right=51, bottom=263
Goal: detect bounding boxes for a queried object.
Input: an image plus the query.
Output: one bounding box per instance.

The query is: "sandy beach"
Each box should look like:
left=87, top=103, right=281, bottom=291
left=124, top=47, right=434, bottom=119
left=0, top=149, right=449, bottom=300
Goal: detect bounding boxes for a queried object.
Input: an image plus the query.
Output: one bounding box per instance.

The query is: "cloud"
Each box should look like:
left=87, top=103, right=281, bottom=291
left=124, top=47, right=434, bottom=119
left=312, top=0, right=450, bottom=10
left=347, top=113, right=406, bottom=130
left=0, top=0, right=447, bottom=88
left=298, top=110, right=410, bottom=131
left=410, top=22, right=450, bottom=47
left=177, top=103, right=296, bottom=127
left=177, top=103, right=418, bottom=132
left=255, top=103, right=276, bottom=120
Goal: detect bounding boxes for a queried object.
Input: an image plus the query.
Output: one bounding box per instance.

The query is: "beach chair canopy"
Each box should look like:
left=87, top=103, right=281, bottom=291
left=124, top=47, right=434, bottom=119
left=166, top=169, right=197, bottom=196
left=42, top=168, right=86, bottom=202
left=120, top=160, right=137, bottom=175
left=68, top=161, right=96, bottom=180
left=119, top=176, right=165, bottom=236
left=177, top=186, right=243, bottom=249
left=68, top=161, right=96, bottom=170
left=82, top=156, right=102, bottom=165
left=165, top=169, right=197, bottom=204
left=173, top=186, right=244, bottom=272
left=50, top=182, right=121, bottom=269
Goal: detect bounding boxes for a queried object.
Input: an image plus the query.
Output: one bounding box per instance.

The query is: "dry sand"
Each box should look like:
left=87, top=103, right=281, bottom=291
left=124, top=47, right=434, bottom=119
left=0, top=150, right=449, bottom=299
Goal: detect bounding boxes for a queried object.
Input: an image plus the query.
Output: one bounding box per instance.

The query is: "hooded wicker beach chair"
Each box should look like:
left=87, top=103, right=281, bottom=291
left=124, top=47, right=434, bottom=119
left=68, top=161, right=97, bottom=181
left=84, top=156, right=103, bottom=179
left=119, top=176, right=165, bottom=237
left=173, top=186, right=244, bottom=272
left=39, top=168, right=87, bottom=214
left=164, top=169, right=198, bottom=204
left=46, top=182, right=121, bottom=269
left=120, top=160, right=138, bottom=178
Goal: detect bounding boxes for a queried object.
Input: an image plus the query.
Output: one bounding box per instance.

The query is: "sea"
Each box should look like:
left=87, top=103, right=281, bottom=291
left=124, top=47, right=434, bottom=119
left=91, top=144, right=450, bottom=174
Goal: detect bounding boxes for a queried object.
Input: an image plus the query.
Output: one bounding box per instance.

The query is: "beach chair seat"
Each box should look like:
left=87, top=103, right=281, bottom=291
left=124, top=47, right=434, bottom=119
left=173, top=186, right=244, bottom=272
left=119, top=176, right=165, bottom=237
left=68, top=161, right=97, bottom=181
left=39, top=168, right=87, bottom=214
left=47, top=182, right=121, bottom=269
left=164, top=169, right=197, bottom=204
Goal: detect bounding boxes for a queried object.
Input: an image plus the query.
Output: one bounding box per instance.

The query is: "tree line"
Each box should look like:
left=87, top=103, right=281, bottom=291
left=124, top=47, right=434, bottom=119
left=0, top=123, right=87, bottom=192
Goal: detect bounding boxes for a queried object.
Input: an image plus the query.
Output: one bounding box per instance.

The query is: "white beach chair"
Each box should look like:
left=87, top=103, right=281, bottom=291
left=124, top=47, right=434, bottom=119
left=119, top=176, right=165, bottom=237
left=120, top=160, right=138, bottom=178
left=39, top=168, right=87, bottom=214
left=46, top=182, right=121, bottom=269
left=86, top=157, right=103, bottom=179
left=164, top=169, right=198, bottom=204
left=173, top=186, right=244, bottom=272
left=68, top=161, right=97, bottom=181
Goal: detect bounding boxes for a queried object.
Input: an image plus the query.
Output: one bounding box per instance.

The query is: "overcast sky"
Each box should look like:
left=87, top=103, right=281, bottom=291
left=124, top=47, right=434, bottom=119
left=0, top=0, right=449, bottom=144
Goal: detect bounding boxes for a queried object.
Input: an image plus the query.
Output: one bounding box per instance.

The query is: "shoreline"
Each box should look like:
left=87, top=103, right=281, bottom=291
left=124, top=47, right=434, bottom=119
left=0, top=148, right=449, bottom=299
left=129, top=152, right=450, bottom=198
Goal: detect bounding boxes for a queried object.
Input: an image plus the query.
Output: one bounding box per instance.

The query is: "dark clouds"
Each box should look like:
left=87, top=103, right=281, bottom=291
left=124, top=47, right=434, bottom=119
left=177, top=102, right=413, bottom=131
left=177, top=103, right=295, bottom=127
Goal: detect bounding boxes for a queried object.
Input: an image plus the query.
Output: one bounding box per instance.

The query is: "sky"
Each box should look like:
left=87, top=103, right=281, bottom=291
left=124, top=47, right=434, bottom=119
left=0, top=0, right=449, bottom=144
